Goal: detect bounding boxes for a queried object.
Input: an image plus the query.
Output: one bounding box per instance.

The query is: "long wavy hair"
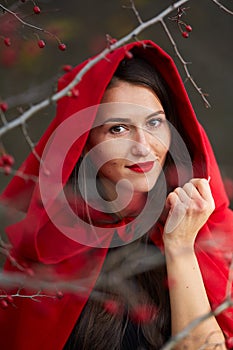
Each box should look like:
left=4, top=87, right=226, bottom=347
left=64, top=55, right=191, bottom=349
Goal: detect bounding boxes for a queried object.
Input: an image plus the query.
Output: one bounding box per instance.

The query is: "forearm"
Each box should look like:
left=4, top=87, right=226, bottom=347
left=165, top=245, right=226, bottom=349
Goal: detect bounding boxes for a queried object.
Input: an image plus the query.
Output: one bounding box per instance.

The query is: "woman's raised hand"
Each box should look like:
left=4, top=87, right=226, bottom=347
left=163, top=178, right=215, bottom=250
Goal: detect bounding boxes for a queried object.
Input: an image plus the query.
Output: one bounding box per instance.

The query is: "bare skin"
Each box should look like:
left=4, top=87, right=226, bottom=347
left=164, top=178, right=226, bottom=349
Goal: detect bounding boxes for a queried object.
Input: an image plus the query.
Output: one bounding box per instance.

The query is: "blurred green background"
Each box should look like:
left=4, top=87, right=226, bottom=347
left=0, top=0, right=232, bottom=206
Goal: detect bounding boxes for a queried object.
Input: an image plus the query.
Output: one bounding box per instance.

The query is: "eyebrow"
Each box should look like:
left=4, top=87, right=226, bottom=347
left=102, top=111, right=165, bottom=125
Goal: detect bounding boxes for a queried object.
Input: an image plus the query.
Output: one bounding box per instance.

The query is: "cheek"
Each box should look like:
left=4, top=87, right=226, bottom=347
left=87, top=140, right=127, bottom=168
left=97, top=161, right=121, bottom=180
left=160, top=126, right=171, bottom=149
left=152, top=130, right=171, bottom=156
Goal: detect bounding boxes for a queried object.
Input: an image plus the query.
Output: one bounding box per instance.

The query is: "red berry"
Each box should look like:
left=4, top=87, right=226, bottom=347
left=129, top=304, right=157, bottom=324
left=0, top=300, right=8, bottom=309
left=58, top=43, right=66, bottom=51
left=6, top=295, right=14, bottom=304
left=38, top=39, right=45, bottom=49
left=4, top=37, right=11, bottom=47
left=62, top=64, right=73, bottom=72
left=2, top=154, right=14, bottom=166
left=103, top=300, right=122, bottom=315
left=182, top=31, right=189, bottom=38
left=0, top=102, right=8, bottom=112
left=185, top=25, right=192, bottom=32
left=125, top=51, right=133, bottom=59
left=33, top=6, right=41, bottom=14
left=56, top=291, right=64, bottom=299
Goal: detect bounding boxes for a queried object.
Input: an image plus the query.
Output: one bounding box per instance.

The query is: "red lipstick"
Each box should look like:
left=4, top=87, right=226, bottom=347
left=126, top=161, right=154, bottom=173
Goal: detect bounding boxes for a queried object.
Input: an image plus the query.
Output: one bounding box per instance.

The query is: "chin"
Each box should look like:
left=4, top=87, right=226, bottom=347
left=128, top=176, right=159, bottom=193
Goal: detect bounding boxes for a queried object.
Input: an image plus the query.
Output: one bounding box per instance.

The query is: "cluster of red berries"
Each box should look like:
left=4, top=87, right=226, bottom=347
left=170, top=7, right=193, bottom=39
left=37, top=39, right=66, bottom=51
left=0, top=153, right=14, bottom=175
left=2, top=2, right=67, bottom=51
left=181, top=24, right=192, bottom=38
left=33, top=4, right=66, bottom=50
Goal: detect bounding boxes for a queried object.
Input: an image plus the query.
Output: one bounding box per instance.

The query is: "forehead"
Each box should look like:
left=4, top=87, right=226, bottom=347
left=94, top=82, right=164, bottom=126
left=102, top=81, right=162, bottom=106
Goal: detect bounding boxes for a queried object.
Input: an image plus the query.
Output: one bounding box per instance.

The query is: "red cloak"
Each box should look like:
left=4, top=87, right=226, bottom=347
left=0, top=40, right=232, bottom=349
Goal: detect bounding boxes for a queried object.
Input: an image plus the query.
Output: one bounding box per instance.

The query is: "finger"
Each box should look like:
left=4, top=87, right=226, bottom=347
left=166, top=191, right=179, bottom=210
left=190, top=178, right=214, bottom=199
left=174, top=186, right=192, bottom=207
left=190, top=178, right=215, bottom=209
left=182, top=182, right=202, bottom=200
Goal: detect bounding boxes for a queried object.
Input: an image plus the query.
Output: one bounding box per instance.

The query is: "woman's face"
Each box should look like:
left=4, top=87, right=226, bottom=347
left=85, top=81, right=171, bottom=195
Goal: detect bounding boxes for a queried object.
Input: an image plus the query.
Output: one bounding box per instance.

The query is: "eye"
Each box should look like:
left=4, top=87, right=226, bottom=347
left=147, top=118, right=163, bottom=128
left=109, top=124, right=128, bottom=134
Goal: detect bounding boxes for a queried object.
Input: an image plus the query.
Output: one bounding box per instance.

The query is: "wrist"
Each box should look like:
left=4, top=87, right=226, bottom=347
left=164, top=241, right=195, bottom=261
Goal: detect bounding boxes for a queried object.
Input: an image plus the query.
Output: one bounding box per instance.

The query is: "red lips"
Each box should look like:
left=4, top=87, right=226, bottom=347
left=126, top=161, right=154, bottom=173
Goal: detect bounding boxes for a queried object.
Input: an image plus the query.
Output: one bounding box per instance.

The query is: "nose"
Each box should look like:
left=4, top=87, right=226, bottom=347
left=130, top=128, right=151, bottom=157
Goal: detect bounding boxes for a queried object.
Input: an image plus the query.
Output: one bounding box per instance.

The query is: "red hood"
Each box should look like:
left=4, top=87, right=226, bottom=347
left=0, top=40, right=232, bottom=349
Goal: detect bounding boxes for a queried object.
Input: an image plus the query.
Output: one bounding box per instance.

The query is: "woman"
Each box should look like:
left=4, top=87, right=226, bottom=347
left=0, top=40, right=232, bottom=349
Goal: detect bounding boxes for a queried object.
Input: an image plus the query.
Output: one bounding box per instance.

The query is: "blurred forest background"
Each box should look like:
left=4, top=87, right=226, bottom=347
left=0, top=0, right=232, bottom=207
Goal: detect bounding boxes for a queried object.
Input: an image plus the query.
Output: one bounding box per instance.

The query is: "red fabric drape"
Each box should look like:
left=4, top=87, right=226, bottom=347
left=0, top=40, right=232, bottom=349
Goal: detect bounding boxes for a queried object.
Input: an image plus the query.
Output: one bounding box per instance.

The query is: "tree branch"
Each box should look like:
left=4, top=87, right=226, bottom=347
left=160, top=18, right=211, bottom=108
left=0, top=0, right=189, bottom=138
left=211, top=0, right=233, bottom=15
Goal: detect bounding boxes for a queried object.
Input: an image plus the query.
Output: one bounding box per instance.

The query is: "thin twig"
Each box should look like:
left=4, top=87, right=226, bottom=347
left=160, top=18, right=211, bottom=108
left=123, top=0, right=143, bottom=24
left=0, top=289, right=57, bottom=302
left=21, top=122, right=42, bottom=165
left=0, top=110, right=8, bottom=126
left=0, top=0, right=189, bottom=138
left=211, top=0, right=233, bottom=15
left=161, top=299, right=233, bottom=350
left=0, top=3, right=62, bottom=43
